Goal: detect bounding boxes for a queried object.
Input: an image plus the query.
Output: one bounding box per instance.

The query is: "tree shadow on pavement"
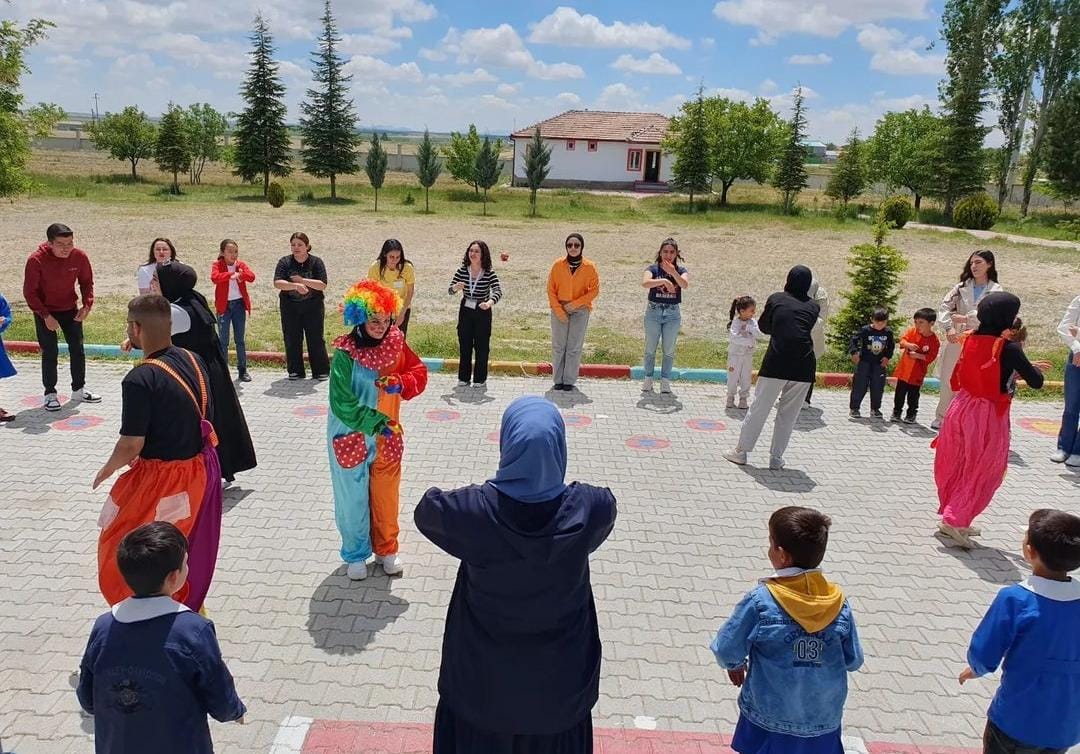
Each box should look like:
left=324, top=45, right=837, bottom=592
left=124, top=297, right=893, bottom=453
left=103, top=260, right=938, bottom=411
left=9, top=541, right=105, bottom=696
left=935, top=539, right=1025, bottom=585
left=307, top=566, right=410, bottom=656
left=635, top=393, right=683, bottom=414
left=735, top=464, right=818, bottom=492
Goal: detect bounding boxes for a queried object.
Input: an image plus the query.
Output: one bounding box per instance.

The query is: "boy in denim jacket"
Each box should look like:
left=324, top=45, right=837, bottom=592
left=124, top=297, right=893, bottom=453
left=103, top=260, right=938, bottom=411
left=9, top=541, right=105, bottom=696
left=711, top=507, right=863, bottom=751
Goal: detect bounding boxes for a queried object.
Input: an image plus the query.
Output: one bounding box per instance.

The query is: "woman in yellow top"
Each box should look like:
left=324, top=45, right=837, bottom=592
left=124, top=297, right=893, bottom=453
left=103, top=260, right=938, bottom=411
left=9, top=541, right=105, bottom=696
left=546, top=233, right=599, bottom=391
left=367, top=239, right=416, bottom=337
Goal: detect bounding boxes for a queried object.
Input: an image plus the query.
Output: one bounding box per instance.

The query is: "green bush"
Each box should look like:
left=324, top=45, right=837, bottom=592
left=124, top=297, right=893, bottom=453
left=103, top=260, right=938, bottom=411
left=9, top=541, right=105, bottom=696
left=267, top=181, right=285, bottom=208
left=953, top=193, right=998, bottom=230
left=881, top=195, right=914, bottom=228
left=297, top=189, right=315, bottom=202
left=832, top=204, right=858, bottom=222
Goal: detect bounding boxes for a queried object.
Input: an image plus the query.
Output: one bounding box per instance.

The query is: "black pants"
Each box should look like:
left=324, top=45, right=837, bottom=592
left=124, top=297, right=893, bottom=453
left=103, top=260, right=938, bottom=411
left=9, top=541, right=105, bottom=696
left=279, top=297, right=329, bottom=378
left=850, top=358, right=886, bottom=411
left=395, top=307, right=411, bottom=338
left=893, top=379, right=922, bottom=417
left=805, top=382, right=814, bottom=404
left=34, top=310, right=85, bottom=395
left=984, top=720, right=1066, bottom=754
left=457, top=303, right=492, bottom=384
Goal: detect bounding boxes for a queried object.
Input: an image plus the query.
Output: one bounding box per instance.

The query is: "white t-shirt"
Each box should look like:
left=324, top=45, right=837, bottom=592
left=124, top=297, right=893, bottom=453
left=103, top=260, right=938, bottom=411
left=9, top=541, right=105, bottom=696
left=227, top=264, right=242, bottom=301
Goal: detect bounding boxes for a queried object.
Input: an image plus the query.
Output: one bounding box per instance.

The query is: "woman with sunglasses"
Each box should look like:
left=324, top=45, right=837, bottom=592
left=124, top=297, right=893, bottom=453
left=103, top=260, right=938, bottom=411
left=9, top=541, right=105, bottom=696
left=546, top=233, right=599, bottom=391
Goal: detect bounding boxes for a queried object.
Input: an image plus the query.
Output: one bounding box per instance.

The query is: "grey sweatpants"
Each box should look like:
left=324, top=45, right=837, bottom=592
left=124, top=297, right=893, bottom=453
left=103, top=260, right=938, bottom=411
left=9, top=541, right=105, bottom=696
left=735, top=376, right=812, bottom=463
left=551, top=309, right=590, bottom=385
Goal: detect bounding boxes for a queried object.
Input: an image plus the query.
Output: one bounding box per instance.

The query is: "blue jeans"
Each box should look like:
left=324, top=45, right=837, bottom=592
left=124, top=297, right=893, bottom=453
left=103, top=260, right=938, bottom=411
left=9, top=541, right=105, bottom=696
left=1059, top=354, right=1080, bottom=455
left=218, top=299, right=248, bottom=374
left=643, top=302, right=680, bottom=379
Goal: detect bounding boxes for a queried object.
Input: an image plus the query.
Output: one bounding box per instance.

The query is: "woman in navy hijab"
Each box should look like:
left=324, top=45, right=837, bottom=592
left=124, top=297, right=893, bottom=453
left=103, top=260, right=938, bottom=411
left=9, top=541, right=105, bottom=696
left=415, top=396, right=617, bottom=753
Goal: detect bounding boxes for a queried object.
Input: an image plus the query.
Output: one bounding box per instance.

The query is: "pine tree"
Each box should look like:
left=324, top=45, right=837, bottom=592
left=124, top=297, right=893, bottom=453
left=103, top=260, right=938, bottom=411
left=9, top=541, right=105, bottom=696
left=233, top=13, right=292, bottom=196
left=772, top=85, right=809, bottom=214
left=474, top=136, right=502, bottom=216
left=155, top=103, right=192, bottom=195
left=364, top=132, right=388, bottom=211
left=299, top=0, right=359, bottom=200
left=415, top=128, right=442, bottom=212
left=825, top=127, right=867, bottom=206
left=524, top=126, right=551, bottom=217
left=665, top=87, right=711, bottom=210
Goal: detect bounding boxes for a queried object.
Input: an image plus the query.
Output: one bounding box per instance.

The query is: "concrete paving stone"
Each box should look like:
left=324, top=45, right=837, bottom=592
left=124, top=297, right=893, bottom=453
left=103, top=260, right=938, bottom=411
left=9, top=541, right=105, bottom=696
left=3, top=360, right=1075, bottom=752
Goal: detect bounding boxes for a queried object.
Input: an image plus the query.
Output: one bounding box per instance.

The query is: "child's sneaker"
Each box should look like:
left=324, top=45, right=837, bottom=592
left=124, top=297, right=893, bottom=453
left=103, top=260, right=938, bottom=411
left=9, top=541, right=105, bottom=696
left=903, top=412, right=917, bottom=424
left=738, top=399, right=748, bottom=409
left=44, top=393, right=62, bottom=411
left=849, top=409, right=861, bottom=418
left=375, top=553, right=404, bottom=576
left=870, top=409, right=883, bottom=419
left=659, top=379, right=672, bottom=394
left=725, top=398, right=735, bottom=408
left=890, top=411, right=902, bottom=422
left=346, top=561, right=368, bottom=580
left=642, top=377, right=654, bottom=392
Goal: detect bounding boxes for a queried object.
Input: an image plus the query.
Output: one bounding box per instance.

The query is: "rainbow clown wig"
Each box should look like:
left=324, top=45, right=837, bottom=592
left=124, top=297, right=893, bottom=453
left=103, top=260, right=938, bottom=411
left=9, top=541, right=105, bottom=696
left=342, top=280, right=402, bottom=327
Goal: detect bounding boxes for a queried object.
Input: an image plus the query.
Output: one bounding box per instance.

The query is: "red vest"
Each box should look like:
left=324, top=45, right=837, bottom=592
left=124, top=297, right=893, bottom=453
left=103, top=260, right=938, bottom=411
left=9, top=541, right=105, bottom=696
left=951, top=333, right=1011, bottom=414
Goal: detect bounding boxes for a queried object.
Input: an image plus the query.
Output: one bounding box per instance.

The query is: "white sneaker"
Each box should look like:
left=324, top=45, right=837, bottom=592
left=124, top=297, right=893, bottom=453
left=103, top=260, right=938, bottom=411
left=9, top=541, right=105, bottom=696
left=457, top=380, right=469, bottom=387
left=346, top=561, right=368, bottom=580
left=659, top=379, right=672, bottom=394
left=930, top=418, right=942, bottom=431
left=642, top=377, right=654, bottom=392
left=1051, top=449, right=1069, bottom=463
left=1066, top=454, right=1080, bottom=468
left=473, top=381, right=486, bottom=388
left=78, top=390, right=102, bottom=403
left=769, top=456, right=785, bottom=470
left=44, top=393, right=61, bottom=411
left=723, top=449, right=747, bottom=465
left=375, top=553, right=403, bottom=576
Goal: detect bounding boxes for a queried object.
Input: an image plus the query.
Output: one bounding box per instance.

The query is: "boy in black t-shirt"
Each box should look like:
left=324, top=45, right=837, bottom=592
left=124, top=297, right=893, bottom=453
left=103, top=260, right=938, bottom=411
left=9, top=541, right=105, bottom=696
left=848, top=308, right=895, bottom=419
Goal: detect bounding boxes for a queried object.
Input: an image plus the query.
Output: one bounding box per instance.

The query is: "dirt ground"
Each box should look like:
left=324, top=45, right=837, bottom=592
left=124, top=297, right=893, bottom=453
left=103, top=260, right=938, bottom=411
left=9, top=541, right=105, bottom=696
left=2, top=198, right=1078, bottom=353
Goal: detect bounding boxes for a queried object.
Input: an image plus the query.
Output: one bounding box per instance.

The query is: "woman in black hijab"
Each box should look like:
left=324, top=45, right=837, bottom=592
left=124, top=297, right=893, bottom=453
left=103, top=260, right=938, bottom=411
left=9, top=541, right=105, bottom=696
left=724, top=265, right=820, bottom=471
left=156, top=261, right=257, bottom=482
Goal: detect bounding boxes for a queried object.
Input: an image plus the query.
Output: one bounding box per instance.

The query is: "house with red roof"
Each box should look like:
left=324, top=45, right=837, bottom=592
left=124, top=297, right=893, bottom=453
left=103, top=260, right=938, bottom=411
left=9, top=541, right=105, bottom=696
left=510, top=110, right=672, bottom=191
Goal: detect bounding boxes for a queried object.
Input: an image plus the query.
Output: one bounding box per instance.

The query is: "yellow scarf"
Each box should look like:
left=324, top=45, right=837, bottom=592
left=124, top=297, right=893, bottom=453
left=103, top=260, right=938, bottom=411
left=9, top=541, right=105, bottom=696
left=765, top=571, right=845, bottom=634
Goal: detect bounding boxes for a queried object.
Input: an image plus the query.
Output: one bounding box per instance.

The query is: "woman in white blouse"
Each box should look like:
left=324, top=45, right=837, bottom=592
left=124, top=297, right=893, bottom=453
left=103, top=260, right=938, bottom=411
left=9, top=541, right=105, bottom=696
left=1053, top=294, right=1080, bottom=466
left=932, top=250, right=1003, bottom=430
left=137, top=238, right=177, bottom=293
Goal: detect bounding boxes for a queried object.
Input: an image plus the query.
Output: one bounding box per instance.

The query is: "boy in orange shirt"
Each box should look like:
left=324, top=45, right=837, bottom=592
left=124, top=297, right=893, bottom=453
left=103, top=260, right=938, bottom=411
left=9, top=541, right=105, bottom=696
left=891, top=307, right=940, bottom=424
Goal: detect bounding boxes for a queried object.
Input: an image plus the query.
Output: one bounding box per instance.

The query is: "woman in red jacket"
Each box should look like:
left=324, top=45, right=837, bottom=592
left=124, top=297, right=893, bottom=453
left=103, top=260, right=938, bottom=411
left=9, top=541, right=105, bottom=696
left=210, top=239, right=255, bottom=382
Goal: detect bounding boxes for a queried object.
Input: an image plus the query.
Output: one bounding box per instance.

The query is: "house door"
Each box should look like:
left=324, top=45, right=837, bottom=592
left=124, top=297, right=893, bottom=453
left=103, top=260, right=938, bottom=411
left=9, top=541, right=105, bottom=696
left=644, top=151, right=661, bottom=182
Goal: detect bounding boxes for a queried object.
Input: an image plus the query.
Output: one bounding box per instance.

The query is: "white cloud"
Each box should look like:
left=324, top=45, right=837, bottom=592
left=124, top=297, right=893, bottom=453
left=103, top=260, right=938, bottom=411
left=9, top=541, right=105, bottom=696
left=596, top=82, right=646, bottom=110
left=809, top=92, right=938, bottom=142
left=342, top=55, right=424, bottom=84
left=555, top=92, right=584, bottom=107
left=496, top=82, right=522, bottom=96
left=527, top=7, right=690, bottom=51
left=857, top=24, right=945, bottom=75
left=429, top=68, right=498, bottom=87
left=611, top=53, right=682, bottom=75
left=712, top=0, right=930, bottom=44
left=340, top=29, right=413, bottom=57
left=138, top=33, right=248, bottom=81
left=433, top=25, right=585, bottom=80
left=701, top=37, right=717, bottom=48
left=787, top=53, right=833, bottom=65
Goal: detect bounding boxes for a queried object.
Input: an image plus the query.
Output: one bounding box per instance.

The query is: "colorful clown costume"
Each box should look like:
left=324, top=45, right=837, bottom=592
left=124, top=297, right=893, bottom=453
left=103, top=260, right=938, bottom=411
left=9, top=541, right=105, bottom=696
left=328, top=281, right=427, bottom=569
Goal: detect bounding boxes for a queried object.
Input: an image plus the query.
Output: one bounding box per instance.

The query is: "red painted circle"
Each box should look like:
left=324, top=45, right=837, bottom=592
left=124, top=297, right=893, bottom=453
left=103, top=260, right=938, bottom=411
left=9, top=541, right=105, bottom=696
left=293, top=405, right=328, bottom=418
left=51, top=415, right=104, bottom=431
left=626, top=435, right=671, bottom=451
left=486, top=431, right=501, bottom=444
left=686, top=418, right=726, bottom=432
left=426, top=410, right=461, bottom=422
left=562, top=413, right=592, bottom=428
left=22, top=393, right=69, bottom=407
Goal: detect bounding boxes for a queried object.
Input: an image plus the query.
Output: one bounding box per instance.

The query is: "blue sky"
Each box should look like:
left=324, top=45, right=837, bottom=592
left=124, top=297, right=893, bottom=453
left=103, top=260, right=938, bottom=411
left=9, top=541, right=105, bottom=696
left=15, top=1, right=953, bottom=143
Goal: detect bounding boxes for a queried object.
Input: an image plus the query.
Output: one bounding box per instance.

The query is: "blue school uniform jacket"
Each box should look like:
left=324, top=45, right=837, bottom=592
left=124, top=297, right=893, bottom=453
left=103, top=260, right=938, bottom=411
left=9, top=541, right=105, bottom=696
left=967, top=576, right=1080, bottom=749
left=76, top=596, right=246, bottom=754
left=0, top=294, right=15, bottom=379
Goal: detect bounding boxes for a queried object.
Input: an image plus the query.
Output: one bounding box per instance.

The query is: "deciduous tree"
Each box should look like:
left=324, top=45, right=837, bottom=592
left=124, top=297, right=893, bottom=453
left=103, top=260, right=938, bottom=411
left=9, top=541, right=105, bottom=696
left=184, top=103, right=227, bottom=185
left=867, top=107, right=945, bottom=212
left=706, top=97, right=785, bottom=206
left=88, top=105, right=156, bottom=180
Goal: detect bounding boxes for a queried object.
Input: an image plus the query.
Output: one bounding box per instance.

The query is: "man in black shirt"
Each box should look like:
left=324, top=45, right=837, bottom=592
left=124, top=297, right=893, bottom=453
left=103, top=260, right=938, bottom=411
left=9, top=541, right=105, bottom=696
left=92, top=295, right=222, bottom=612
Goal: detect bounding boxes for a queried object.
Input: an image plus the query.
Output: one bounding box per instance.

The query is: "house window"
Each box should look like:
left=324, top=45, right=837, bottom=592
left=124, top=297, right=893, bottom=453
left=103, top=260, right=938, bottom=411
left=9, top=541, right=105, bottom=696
left=627, top=149, right=642, bottom=171
left=588, top=140, right=598, bottom=152
left=566, top=139, right=576, bottom=151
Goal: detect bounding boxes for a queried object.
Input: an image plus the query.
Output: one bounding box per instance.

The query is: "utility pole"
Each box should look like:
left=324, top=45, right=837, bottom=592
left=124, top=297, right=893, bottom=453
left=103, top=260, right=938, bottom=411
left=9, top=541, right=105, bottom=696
left=92, top=92, right=100, bottom=124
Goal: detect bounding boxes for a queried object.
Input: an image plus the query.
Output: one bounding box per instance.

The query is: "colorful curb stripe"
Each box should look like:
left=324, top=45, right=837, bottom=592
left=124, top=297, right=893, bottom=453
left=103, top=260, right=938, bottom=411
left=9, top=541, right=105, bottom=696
left=293, top=405, right=329, bottom=419
left=50, top=415, right=104, bottom=431
left=425, top=409, right=461, bottom=422
left=686, top=418, right=726, bottom=432
left=1016, top=417, right=1059, bottom=438
left=626, top=435, right=671, bottom=451
left=3, top=342, right=1062, bottom=389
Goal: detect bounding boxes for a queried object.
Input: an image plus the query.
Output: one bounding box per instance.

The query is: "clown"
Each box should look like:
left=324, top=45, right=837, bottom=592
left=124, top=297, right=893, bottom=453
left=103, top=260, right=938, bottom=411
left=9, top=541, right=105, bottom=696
left=328, top=280, right=428, bottom=580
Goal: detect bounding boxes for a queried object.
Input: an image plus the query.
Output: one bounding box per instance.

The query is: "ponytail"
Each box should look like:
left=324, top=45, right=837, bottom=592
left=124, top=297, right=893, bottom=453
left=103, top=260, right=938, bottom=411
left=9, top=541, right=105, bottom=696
left=728, top=295, right=756, bottom=328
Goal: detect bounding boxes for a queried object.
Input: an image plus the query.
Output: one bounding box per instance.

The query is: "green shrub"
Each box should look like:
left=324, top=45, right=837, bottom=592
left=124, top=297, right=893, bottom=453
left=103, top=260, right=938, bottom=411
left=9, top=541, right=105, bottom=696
left=402, top=191, right=416, bottom=206
left=1056, top=218, right=1080, bottom=240
left=267, top=181, right=286, bottom=208
left=297, top=189, right=315, bottom=202
left=881, top=195, right=914, bottom=228
left=832, top=204, right=858, bottom=222
left=953, top=193, right=998, bottom=230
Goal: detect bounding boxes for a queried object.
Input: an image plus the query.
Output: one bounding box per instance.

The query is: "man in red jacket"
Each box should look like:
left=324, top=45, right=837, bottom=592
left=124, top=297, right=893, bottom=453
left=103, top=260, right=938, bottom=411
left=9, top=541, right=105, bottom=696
left=23, top=223, right=101, bottom=411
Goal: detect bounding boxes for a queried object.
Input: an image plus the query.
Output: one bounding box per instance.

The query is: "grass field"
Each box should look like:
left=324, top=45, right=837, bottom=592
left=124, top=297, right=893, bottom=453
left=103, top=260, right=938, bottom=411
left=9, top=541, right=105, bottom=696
left=3, top=149, right=1078, bottom=387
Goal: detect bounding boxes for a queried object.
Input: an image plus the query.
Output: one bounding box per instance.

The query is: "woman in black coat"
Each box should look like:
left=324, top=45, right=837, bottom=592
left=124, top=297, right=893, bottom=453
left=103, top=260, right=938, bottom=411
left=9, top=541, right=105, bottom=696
left=415, top=396, right=616, bottom=753
left=156, top=261, right=257, bottom=482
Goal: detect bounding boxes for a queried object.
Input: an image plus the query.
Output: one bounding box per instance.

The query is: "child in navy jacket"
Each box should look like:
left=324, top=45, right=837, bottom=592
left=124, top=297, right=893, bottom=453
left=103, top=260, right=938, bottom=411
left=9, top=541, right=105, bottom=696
left=960, top=509, right=1080, bottom=754
left=77, top=522, right=246, bottom=754
left=849, top=307, right=895, bottom=418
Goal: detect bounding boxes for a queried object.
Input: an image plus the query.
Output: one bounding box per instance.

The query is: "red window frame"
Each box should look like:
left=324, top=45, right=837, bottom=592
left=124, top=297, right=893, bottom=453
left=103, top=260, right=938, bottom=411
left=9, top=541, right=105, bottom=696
left=588, top=140, right=598, bottom=152
left=566, top=139, right=576, bottom=151
left=627, top=148, right=642, bottom=171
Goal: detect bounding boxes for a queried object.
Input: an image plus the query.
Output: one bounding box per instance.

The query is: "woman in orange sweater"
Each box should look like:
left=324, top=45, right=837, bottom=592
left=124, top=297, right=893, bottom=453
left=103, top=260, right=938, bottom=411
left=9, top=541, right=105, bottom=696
left=547, top=233, right=599, bottom=391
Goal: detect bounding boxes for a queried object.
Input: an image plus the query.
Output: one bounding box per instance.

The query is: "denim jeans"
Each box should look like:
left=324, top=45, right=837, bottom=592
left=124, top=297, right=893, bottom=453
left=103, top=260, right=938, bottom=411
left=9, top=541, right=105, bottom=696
left=1059, top=354, right=1080, bottom=455
left=218, top=299, right=248, bottom=374
left=643, top=302, right=680, bottom=379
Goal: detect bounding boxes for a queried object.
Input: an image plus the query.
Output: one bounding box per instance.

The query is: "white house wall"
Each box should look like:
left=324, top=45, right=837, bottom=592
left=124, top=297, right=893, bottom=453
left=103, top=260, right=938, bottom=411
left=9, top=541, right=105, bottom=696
left=512, top=138, right=672, bottom=186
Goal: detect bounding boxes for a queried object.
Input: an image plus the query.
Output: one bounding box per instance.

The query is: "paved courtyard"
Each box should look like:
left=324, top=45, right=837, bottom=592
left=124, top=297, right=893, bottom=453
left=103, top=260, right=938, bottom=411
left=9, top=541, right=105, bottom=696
left=1, top=357, right=1075, bottom=753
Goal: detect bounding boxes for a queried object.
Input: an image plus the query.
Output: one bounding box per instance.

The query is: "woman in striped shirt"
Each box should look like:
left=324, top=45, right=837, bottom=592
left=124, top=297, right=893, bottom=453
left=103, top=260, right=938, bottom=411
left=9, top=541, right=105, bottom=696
left=449, top=240, right=502, bottom=388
